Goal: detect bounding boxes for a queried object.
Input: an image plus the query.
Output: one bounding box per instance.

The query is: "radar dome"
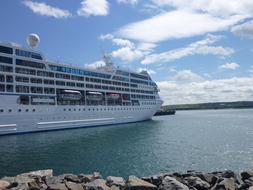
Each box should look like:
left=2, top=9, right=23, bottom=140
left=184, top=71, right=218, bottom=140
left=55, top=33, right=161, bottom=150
left=27, top=33, right=40, bottom=48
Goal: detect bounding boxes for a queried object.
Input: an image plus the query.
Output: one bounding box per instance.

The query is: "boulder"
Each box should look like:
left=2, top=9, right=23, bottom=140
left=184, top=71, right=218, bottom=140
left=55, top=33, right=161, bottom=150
left=241, top=171, right=253, bottom=181
left=159, top=176, right=189, bottom=190
left=65, top=181, right=84, bottom=190
left=249, top=186, right=253, bottom=190
left=212, top=178, right=236, bottom=190
left=127, top=176, right=157, bottom=190
left=199, top=173, right=218, bottom=186
left=92, top=172, right=103, bottom=180
left=110, top=185, right=121, bottom=190
left=84, top=179, right=110, bottom=190
left=28, top=181, right=40, bottom=190
left=142, top=174, right=164, bottom=187
left=64, top=174, right=82, bottom=183
left=78, top=174, right=93, bottom=183
left=46, top=175, right=68, bottom=185
left=106, top=176, right=125, bottom=187
left=222, top=171, right=235, bottom=179
left=185, top=176, right=210, bottom=190
left=25, top=169, right=53, bottom=178
left=47, top=183, right=68, bottom=190
left=0, top=180, right=10, bottom=190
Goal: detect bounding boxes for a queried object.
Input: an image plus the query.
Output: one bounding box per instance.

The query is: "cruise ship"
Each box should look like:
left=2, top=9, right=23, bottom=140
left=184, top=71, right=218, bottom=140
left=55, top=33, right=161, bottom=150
left=0, top=34, right=163, bottom=135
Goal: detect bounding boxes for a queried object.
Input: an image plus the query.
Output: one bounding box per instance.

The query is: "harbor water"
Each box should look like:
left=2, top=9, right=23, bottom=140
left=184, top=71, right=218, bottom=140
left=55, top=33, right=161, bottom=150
left=0, top=109, right=253, bottom=178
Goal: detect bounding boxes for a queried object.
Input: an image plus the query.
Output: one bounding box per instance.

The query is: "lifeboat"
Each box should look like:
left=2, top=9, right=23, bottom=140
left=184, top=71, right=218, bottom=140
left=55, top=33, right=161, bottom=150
left=58, top=90, right=83, bottom=100
left=107, top=93, right=120, bottom=100
left=86, top=91, right=103, bottom=101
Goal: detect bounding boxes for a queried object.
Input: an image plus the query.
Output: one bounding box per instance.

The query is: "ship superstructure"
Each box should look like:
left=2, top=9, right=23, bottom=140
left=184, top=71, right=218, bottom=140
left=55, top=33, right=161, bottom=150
left=0, top=35, right=163, bottom=135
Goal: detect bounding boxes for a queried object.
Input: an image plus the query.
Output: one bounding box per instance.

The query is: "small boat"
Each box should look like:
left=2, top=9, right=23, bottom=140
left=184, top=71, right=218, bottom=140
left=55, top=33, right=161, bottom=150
left=107, top=93, right=120, bottom=100
left=86, top=91, right=103, bottom=101
left=58, top=90, right=83, bottom=101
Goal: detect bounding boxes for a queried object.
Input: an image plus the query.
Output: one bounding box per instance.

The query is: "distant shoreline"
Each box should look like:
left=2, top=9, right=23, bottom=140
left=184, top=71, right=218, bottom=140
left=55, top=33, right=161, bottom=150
left=162, top=101, right=253, bottom=111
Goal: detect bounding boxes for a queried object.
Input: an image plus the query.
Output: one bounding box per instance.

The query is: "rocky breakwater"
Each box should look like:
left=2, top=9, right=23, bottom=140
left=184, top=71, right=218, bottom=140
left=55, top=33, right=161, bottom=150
left=1, top=169, right=253, bottom=190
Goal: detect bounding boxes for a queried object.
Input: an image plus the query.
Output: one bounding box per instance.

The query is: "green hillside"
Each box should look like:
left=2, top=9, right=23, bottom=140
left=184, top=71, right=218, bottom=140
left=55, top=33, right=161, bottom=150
left=163, top=101, right=253, bottom=111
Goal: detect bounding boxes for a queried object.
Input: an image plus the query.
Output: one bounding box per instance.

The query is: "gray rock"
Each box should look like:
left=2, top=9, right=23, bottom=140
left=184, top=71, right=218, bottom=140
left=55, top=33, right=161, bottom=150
left=78, top=174, right=93, bottom=183
left=84, top=179, right=110, bottom=190
left=222, top=171, right=235, bottom=179
left=47, top=183, right=68, bottom=190
left=200, top=173, right=218, bottom=186
left=28, top=181, right=40, bottom=190
left=212, top=178, right=236, bottom=190
left=185, top=176, right=210, bottom=190
left=21, top=169, right=53, bottom=178
left=106, top=176, right=125, bottom=187
left=46, top=175, right=66, bottom=185
left=249, top=186, right=253, bottom=190
left=142, top=174, right=164, bottom=187
left=64, top=174, right=82, bottom=183
left=159, top=176, right=189, bottom=190
left=241, top=171, right=253, bottom=181
left=65, top=181, right=84, bottom=190
left=92, top=172, right=103, bottom=180
left=0, top=180, right=10, bottom=190
left=110, top=185, right=121, bottom=190
left=127, top=176, right=157, bottom=190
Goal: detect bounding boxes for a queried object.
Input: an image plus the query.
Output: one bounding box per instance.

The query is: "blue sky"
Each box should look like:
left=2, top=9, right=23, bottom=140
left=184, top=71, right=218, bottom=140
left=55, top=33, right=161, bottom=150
left=1, top=0, right=253, bottom=104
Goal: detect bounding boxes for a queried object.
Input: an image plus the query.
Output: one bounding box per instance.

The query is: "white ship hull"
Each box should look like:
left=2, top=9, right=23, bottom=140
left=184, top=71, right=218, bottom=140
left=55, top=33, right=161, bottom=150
left=0, top=94, right=162, bottom=135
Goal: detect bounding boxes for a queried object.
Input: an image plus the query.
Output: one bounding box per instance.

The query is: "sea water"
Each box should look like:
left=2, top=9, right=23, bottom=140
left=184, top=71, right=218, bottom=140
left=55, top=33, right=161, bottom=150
left=0, top=109, right=253, bottom=178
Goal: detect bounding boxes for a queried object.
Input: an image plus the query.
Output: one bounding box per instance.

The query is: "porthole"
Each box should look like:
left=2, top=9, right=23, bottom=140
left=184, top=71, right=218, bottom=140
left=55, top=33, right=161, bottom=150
left=26, top=109, right=29, bottom=112
left=0, top=109, right=4, bottom=113
left=18, top=109, right=21, bottom=112
left=8, top=109, right=12, bottom=113
left=32, top=109, right=35, bottom=112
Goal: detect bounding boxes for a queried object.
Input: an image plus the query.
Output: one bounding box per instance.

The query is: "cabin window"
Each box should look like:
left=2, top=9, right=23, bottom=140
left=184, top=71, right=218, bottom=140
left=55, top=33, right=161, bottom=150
left=16, top=85, right=29, bottom=93
left=31, top=87, right=43, bottom=94
left=16, top=59, right=45, bottom=69
left=16, top=76, right=29, bottom=83
left=0, top=65, right=13, bottom=72
left=0, top=75, right=4, bottom=82
left=16, top=67, right=35, bottom=75
left=30, top=78, right=42, bottom=84
left=0, top=46, right=13, bottom=54
left=15, top=49, right=42, bottom=60
left=0, top=56, right=12, bottom=64
left=6, top=85, right=13, bottom=92
left=44, top=79, right=54, bottom=85
left=0, top=84, right=5, bottom=92
left=56, top=81, right=65, bottom=86
left=44, top=88, right=55, bottom=94
left=6, top=75, right=13, bottom=82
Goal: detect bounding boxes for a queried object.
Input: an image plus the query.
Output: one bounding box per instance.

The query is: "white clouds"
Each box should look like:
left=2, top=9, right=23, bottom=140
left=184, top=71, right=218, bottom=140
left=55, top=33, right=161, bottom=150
left=117, top=0, right=139, bottom=6
left=170, top=70, right=204, bottom=83
left=117, top=9, right=246, bottom=43
left=141, top=34, right=234, bottom=64
left=100, top=34, right=147, bottom=62
left=157, top=70, right=253, bottom=104
left=151, top=0, right=253, bottom=17
left=85, top=60, right=105, bottom=69
left=219, top=62, right=240, bottom=70
left=23, top=1, right=71, bottom=18
left=231, top=20, right=253, bottom=39
left=111, top=47, right=143, bottom=62
left=77, top=0, right=109, bottom=17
